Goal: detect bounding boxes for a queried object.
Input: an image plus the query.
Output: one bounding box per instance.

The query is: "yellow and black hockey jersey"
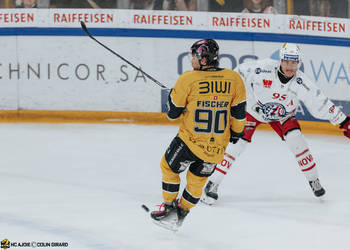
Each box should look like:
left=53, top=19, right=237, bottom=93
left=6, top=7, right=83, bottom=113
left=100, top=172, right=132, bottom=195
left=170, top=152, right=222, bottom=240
left=166, top=68, right=246, bottom=163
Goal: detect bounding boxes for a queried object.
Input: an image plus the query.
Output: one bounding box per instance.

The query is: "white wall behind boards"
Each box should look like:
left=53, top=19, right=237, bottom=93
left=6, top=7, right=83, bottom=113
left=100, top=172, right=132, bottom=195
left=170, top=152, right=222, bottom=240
left=0, top=9, right=349, bottom=113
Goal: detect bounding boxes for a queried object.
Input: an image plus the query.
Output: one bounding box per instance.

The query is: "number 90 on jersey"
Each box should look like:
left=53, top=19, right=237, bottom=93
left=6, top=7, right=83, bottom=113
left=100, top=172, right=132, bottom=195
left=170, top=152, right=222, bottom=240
left=194, top=109, right=228, bottom=134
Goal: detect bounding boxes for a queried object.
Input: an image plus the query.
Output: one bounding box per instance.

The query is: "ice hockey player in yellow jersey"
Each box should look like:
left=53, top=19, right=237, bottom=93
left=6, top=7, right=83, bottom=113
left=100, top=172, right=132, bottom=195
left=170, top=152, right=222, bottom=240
left=150, top=39, right=247, bottom=231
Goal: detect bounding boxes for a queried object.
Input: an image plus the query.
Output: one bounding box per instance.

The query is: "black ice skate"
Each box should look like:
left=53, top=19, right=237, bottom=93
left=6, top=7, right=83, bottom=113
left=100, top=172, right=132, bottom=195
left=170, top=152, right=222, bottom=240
left=176, top=205, right=189, bottom=227
left=201, top=181, right=219, bottom=205
left=150, top=201, right=176, bottom=221
left=150, top=200, right=189, bottom=231
left=309, top=178, right=326, bottom=197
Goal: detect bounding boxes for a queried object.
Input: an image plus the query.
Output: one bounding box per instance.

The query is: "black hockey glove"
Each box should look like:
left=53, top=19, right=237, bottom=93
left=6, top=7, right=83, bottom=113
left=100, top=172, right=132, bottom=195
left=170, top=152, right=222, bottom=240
left=340, top=116, right=350, bottom=139
left=230, top=130, right=244, bottom=144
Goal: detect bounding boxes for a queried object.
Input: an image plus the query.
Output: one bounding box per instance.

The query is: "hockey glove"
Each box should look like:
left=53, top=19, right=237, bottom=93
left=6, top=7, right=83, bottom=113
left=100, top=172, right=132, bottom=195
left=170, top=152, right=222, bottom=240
left=230, top=130, right=244, bottom=144
left=340, top=116, right=350, bottom=139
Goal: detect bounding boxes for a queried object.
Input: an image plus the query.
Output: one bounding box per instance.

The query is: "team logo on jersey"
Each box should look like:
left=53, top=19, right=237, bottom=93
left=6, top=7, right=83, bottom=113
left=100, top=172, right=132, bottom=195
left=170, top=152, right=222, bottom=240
left=296, top=77, right=303, bottom=84
left=255, top=68, right=261, bottom=74
left=263, top=79, right=272, bottom=88
left=258, top=101, right=288, bottom=120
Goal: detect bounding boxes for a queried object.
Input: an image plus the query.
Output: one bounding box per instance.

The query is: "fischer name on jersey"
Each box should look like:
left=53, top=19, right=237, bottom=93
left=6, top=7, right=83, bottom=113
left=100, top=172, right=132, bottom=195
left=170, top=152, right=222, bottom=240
left=236, top=58, right=346, bottom=125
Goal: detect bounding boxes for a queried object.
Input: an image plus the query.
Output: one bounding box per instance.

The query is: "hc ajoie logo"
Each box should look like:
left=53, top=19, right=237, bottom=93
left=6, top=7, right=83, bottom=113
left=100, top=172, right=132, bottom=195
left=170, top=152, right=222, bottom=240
left=1, top=239, right=10, bottom=249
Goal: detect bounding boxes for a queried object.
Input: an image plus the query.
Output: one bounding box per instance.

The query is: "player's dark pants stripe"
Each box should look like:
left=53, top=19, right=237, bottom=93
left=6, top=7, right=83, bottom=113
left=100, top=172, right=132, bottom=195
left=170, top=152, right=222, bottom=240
left=182, top=188, right=200, bottom=205
left=162, top=182, right=180, bottom=193
left=231, top=101, right=246, bottom=120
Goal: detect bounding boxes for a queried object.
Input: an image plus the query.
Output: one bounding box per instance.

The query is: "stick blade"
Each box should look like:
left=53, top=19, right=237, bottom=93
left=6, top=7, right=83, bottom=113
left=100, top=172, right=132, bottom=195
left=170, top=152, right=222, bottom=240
left=141, top=204, right=150, bottom=213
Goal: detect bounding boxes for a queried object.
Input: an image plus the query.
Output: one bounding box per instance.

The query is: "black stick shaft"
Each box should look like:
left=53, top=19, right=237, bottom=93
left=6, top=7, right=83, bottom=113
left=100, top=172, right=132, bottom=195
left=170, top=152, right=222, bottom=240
left=80, top=21, right=168, bottom=89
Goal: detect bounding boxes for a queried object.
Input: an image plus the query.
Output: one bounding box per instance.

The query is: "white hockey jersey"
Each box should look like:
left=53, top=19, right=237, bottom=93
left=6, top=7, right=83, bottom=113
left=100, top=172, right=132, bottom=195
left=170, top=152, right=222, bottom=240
left=235, top=58, right=346, bottom=125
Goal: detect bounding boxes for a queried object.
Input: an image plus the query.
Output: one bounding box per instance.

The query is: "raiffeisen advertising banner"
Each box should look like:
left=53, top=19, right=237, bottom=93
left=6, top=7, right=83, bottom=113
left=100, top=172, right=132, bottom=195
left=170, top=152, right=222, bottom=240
left=0, top=9, right=349, bottom=122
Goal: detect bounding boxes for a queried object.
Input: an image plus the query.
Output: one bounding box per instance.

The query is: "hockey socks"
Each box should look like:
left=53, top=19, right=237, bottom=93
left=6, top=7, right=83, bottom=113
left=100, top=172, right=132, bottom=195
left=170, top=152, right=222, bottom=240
left=210, top=140, right=247, bottom=185
left=285, top=130, right=318, bottom=181
left=202, top=140, right=247, bottom=205
left=285, top=130, right=325, bottom=196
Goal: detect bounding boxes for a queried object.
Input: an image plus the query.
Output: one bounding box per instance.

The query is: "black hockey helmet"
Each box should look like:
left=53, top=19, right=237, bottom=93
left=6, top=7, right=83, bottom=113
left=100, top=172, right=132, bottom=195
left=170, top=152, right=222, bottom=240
left=191, top=39, right=219, bottom=66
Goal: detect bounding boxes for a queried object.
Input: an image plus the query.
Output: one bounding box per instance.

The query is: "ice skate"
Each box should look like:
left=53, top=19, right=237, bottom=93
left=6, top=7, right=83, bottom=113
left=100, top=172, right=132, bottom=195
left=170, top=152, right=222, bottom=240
left=309, top=178, right=326, bottom=197
left=150, top=200, right=189, bottom=231
left=201, top=181, right=219, bottom=205
left=176, top=205, right=189, bottom=227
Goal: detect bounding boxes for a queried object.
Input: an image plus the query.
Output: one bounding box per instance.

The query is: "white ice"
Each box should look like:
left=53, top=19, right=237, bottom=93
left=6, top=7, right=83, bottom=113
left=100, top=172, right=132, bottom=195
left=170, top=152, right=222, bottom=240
left=0, top=123, right=349, bottom=250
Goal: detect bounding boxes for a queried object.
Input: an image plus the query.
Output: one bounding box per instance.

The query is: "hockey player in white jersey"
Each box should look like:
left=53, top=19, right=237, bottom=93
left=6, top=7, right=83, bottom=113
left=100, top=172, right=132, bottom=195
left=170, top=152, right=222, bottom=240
left=202, top=43, right=350, bottom=205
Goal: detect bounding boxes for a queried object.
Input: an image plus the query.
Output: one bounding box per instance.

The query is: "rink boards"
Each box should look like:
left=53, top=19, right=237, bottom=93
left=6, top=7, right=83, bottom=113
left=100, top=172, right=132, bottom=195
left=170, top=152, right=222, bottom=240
left=0, top=9, right=349, bottom=134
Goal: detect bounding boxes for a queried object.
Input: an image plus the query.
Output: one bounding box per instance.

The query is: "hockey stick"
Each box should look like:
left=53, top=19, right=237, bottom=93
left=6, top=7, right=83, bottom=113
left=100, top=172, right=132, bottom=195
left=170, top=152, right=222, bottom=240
left=80, top=21, right=168, bottom=89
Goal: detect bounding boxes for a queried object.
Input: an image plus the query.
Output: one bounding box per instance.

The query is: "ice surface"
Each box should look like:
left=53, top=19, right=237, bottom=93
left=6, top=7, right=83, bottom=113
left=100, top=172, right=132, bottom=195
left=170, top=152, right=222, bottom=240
left=0, top=123, right=349, bottom=250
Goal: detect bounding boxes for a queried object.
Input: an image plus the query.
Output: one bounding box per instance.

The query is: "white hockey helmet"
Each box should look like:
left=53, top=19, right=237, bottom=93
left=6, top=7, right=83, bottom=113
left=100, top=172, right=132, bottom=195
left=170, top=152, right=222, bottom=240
left=279, top=43, right=301, bottom=62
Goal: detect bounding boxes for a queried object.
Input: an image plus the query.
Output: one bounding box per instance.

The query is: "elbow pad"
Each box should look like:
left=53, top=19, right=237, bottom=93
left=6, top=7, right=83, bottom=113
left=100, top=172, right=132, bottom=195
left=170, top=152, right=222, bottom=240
left=231, top=101, right=246, bottom=120
left=166, top=89, right=185, bottom=120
